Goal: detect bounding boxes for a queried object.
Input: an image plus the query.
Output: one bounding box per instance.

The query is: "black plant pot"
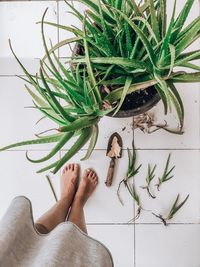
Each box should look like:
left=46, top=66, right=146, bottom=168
left=107, top=87, right=161, bottom=118
left=71, top=43, right=161, bottom=118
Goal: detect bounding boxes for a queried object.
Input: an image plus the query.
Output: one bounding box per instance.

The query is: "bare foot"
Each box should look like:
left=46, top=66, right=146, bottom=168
left=60, top=164, right=79, bottom=201
left=74, top=169, right=98, bottom=206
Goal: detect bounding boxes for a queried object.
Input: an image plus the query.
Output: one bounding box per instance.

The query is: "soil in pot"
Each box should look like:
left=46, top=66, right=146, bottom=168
left=120, top=86, right=158, bottom=111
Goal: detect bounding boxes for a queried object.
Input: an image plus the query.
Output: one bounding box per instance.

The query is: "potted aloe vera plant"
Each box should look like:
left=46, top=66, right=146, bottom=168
left=45, top=0, right=200, bottom=126
left=1, top=0, right=200, bottom=174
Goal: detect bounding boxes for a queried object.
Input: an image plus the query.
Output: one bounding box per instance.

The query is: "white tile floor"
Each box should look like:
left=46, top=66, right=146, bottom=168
left=0, top=1, right=200, bottom=267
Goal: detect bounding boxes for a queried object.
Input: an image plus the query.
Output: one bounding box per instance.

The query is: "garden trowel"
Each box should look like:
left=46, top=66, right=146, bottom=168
left=105, top=132, right=123, bottom=187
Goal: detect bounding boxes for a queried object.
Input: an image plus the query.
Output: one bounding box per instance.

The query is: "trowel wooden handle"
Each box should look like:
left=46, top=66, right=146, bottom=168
left=105, top=158, right=115, bottom=187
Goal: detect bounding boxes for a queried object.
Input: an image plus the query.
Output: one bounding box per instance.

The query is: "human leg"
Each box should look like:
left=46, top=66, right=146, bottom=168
left=67, top=169, right=98, bottom=234
left=35, top=164, right=79, bottom=233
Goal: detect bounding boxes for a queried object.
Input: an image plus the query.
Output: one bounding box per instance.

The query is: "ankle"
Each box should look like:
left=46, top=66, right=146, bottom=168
left=58, top=195, right=72, bottom=206
left=72, top=196, right=85, bottom=208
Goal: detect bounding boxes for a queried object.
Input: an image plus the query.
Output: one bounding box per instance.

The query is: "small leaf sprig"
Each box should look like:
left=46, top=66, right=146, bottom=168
left=156, top=153, right=175, bottom=191
left=141, top=164, right=157, bottom=199
left=45, top=174, right=58, bottom=202
left=128, top=184, right=142, bottom=222
left=117, top=143, right=142, bottom=219
left=152, top=194, right=189, bottom=226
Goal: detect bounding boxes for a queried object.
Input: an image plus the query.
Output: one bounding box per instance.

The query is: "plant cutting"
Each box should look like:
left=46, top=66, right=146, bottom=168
left=46, top=0, right=200, bottom=131
left=141, top=163, right=157, bottom=199
left=152, top=194, right=189, bottom=226
left=117, top=143, right=142, bottom=219
left=156, top=153, right=175, bottom=191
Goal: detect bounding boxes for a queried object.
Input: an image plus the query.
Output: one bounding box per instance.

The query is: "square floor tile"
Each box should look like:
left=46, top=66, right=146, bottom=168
left=132, top=150, right=200, bottom=224
left=0, top=151, right=59, bottom=221
left=88, top=224, right=134, bottom=267
left=58, top=0, right=84, bottom=58
left=61, top=116, right=134, bottom=150
left=0, top=77, right=57, bottom=150
left=0, top=1, right=58, bottom=76
left=61, top=150, right=134, bottom=223
left=134, top=83, right=200, bottom=149
left=135, top=224, right=200, bottom=267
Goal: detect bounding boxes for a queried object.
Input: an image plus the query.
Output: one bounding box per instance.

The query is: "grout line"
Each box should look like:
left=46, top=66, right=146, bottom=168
left=60, top=148, right=200, bottom=151
left=0, top=0, right=80, bottom=2
left=3, top=148, right=200, bottom=152
left=133, top=121, right=136, bottom=267
left=85, top=222, right=200, bottom=225
left=198, top=0, right=200, bottom=151
left=134, top=219, right=136, bottom=267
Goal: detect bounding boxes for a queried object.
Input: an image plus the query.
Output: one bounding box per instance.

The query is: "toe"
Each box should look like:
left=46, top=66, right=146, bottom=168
left=85, top=169, right=91, bottom=176
left=69, top=164, right=72, bottom=170
left=91, top=173, right=96, bottom=180
left=65, top=165, right=68, bottom=171
left=74, top=164, right=79, bottom=174
left=93, top=176, right=98, bottom=183
left=89, top=171, right=94, bottom=179
left=71, top=164, right=74, bottom=171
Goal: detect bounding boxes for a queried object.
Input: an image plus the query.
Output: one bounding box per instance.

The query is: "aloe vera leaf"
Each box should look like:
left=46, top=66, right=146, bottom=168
left=154, top=83, right=168, bottom=115
left=97, top=0, right=113, bottom=55
left=149, top=0, right=160, bottom=41
left=171, top=0, right=195, bottom=41
left=79, top=0, right=115, bottom=25
left=115, top=0, right=122, bottom=9
left=176, top=49, right=200, bottom=63
left=177, top=62, right=200, bottom=71
left=26, top=131, right=74, bottom=163
left=167, top=44, right=175, bottom=77
left=176, top=16, right=200, bottom=42
left=154, top=74, right=171, bottom=114
left=50, top=50, right=77, bottom=84
left=41, top=21, right=83, bottom=36
left=37, top=161, right=58, bottom=174
left=175, top=20, right=200, bottom=56
left=59, top=116, right=98, bottom=132
left=113, top=76, right=132, bottom=115
left=128, top=15, right=159, bottom=44
left=158, top=0, right=167, bottom=38
left=124, top=22, right=132, bottom=56
left=49, top=127, right=92, bottom=174
left=171, top=72, right=200, bottom=83
left=32, top=102, right=67, bottom=126
left=42, top=37, right=81, bottom=62
left=83, top=20, right=102, bottom=105
left=86, top=10, right=101, bottom=26
left=64, top=0, right=102, bottom=38
left=158, top=0, right=176, bottom=61
left=126, top=0, right=143, bottom=16
left=112, top=8, right=156, bottom=66
left=71, top=57, right=146, bottom=70
left=41, top=9, right=63, bottom=78
left=168, top=82, right=184, bottom=128
left=0, top=134, right=62, bottom=151
left=81, top=124, right=99, bottom=160
left=40, top=68, right=74, bottom=123
left=25, top=86, right=48, bottom=108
